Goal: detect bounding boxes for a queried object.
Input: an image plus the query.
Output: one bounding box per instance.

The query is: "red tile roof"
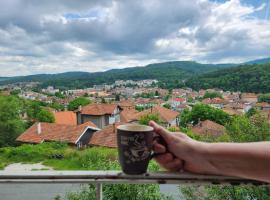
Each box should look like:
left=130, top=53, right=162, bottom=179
left=80, top=103, right=117, bottom=116
left=16, top=121, right=98, bottom=144
left=54, top=111, right=77, bottom=125
left=89, top=123, right=125, bottom=148
left=120, top=109, right=139, bottom=122
left=173, top=98, right=185, bottom=102
left=132, top=106, right=179, bottom=123
left=118, top=100, right=134, bottom=109
left=191, top=120, right=225, bottom=136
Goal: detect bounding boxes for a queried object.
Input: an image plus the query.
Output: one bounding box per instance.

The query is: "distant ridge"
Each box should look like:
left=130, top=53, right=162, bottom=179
left=245, top=57, right=270, bottom=64
left=0, top=61, right=236, bottom=89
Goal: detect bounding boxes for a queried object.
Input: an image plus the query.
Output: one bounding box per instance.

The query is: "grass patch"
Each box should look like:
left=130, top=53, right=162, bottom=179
left=0, top=142, right=159, bottom=171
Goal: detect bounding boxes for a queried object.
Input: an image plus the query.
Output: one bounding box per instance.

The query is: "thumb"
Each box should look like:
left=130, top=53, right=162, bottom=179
left=149, top=121, right=173, bottom=144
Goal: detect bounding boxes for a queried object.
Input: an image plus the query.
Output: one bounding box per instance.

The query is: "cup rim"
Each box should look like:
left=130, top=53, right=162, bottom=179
left=117, top=124, right=154, bottom=132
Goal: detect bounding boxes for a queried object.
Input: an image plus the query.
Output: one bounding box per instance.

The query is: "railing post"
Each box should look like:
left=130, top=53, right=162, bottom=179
left=96, top=183, right=103, bottom=200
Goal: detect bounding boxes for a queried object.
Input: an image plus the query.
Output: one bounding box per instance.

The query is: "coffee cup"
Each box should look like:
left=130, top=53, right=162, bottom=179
left=117, top=124, right=158, bottom=175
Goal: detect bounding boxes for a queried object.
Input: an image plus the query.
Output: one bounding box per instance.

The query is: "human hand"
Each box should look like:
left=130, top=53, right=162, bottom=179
left=150, top=121, right=215, bottom=174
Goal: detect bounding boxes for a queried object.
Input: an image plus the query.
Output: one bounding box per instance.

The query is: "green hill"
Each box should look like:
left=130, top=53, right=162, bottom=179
left=186, top=62, right=270, bottom=93
left=0, top=61, right=235, bottom=89
left=245, top=57, right=270, bottom=64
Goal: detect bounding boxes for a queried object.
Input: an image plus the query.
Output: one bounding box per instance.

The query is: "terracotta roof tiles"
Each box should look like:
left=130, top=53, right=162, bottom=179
left=191, top=120, right=225, bottom=136
left=80, top=103, right=117, bottom=115
left=132, top=106, right=179, bottom=123
left=89, top=123, right=125, bottom=148
left=54, top=111, right=77, bottom=125
left=16, top=122, right=98, bottom=144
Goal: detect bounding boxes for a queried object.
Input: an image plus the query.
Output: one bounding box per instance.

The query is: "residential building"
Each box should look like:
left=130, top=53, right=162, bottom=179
left=76, top=103, right=120, bottom=129
left=256, top=102, right=270, bottom=111
left=118, top=99, right=135, bottom=110
left=241, top=93, right=258, bottom=103
left=130, top=106, right=180, bottom=127
left=191, top=120, right=225, bottom=136
left=54, top=111, right=77, bottom=125
left=120, top=109, right=139, bottom=123
left=16, top=121, right=100, bottom=148
left=89, top=123, right=125, bottom=148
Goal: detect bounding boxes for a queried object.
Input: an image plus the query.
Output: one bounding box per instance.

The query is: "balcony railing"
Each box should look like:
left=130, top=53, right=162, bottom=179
left=0, top=171, right=268, bottom=200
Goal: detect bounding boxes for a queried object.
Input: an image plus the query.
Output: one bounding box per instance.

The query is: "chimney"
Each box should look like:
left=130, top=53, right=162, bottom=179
left=37, top=123, right=42, bottom=134
left=78, top=105, right=82, bottom=111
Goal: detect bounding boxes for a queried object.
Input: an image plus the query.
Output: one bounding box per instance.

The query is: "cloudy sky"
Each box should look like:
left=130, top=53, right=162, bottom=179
left=0, top=0, right=270, bottom=76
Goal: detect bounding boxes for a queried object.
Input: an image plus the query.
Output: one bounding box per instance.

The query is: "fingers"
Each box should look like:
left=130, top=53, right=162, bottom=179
left=155, top=152, right=173, bottom=163
left=155, top=153, right=183, bottom=171
left=149, top=121, right=173, bottom=144
left=153, top=141, right=166, bottom=153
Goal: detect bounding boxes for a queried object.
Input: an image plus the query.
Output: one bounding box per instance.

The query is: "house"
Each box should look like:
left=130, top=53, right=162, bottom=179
left=224, top=102, right=251, bottom=113
left=256, top=102, right=270, bottom=111
left=191, top=120, right=225, bottom=136
left=175, top=104, right=192, bottom=112
left=241, top=93, right=258, bottom=103
left=89, top=123, right=125, bottom=148
left=202, top=97, right=225, bottom=109
left=170, top=98, right=186, bottom=108
left=262, top=110, right=270, bottom=122
left=130, top=106, right=180, bottom=127
left=222, top=107, right=243, bottom=116
left=54, top=111, right=77, bottom=125
left=120, top=109, right=139, bottom=123
left=118, top=99, right=135, bottom=110
left=76, top=103, right=120, bottom=129
left=16, top=121, right=100, bottom=148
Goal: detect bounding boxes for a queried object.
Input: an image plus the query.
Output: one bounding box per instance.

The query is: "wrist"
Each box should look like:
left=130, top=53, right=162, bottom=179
left=191, top=141, right=220, bottom=174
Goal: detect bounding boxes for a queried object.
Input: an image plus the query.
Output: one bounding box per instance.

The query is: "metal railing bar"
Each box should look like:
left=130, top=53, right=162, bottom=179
left=0, top=171, right=268, bottom=186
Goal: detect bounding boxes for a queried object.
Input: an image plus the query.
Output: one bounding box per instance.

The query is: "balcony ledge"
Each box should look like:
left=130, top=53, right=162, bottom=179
left=0, top=170, right=267, bottom=185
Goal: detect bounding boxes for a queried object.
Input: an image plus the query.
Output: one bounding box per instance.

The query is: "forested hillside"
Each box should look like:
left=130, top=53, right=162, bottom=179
left=186, top=63, right=270, bottom=93
left=0, top=61, right=235, bottom=89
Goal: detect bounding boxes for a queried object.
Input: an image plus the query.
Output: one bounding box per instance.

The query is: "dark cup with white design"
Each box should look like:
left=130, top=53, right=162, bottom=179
left=117, top=124, right=156, bottom=175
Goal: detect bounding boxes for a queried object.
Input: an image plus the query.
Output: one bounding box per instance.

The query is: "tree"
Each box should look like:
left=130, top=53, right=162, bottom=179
left=49, top=102, right=65, bottom=111
left=0, top=95, right=25, bottom=147
left=36, top=109, right=55, bottom=123
left=258, top=93, right=270, bottom=103
left=55, top=92, right=65, bottom=99
left=180, top=104, right=230, bottom=127
left=139, top=114, right=161, bottom=125
left=68, top=97, right=91, bottom=111
left=155, top=90, right=159, bottom=96
left=115, top=94, right=120, bottom=101
left=203, top=91, right=223, bottom=99
left=226, top=113, right=270, bottom=142
left=163, top=103, right=171, bottom=109
left=26, top=100, right=42, bottom=120
left=101, top=97, right=106, bottom=104
left=10, top=89, right=21, bottom=96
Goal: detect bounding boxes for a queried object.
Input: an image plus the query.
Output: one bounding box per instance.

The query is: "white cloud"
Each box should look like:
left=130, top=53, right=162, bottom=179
left=0, top=0, right=270, bottom=76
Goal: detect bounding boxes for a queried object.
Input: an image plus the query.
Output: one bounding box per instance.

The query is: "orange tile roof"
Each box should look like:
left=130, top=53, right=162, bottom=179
left=120, top=109, right=139, bottom=122
left=89, top=122, right=125, bottom=148
left=191, top=120, right=225, bottom=136
left=16, top=122, right=98, bottom=144
left=80, top=103, right=117, bottom=115
left=118, top=100, right=134, bottom=109
left=256, top=102, right=270, bottom=107
left=132, top=106, right=179, bottom=123
left=222, top=108, right=243, bottom=115
left=54, top=111, right=77, bottom=125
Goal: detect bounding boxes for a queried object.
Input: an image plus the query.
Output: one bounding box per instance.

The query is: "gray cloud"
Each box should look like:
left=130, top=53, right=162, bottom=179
left=0, top=0, right=270, bottom=76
